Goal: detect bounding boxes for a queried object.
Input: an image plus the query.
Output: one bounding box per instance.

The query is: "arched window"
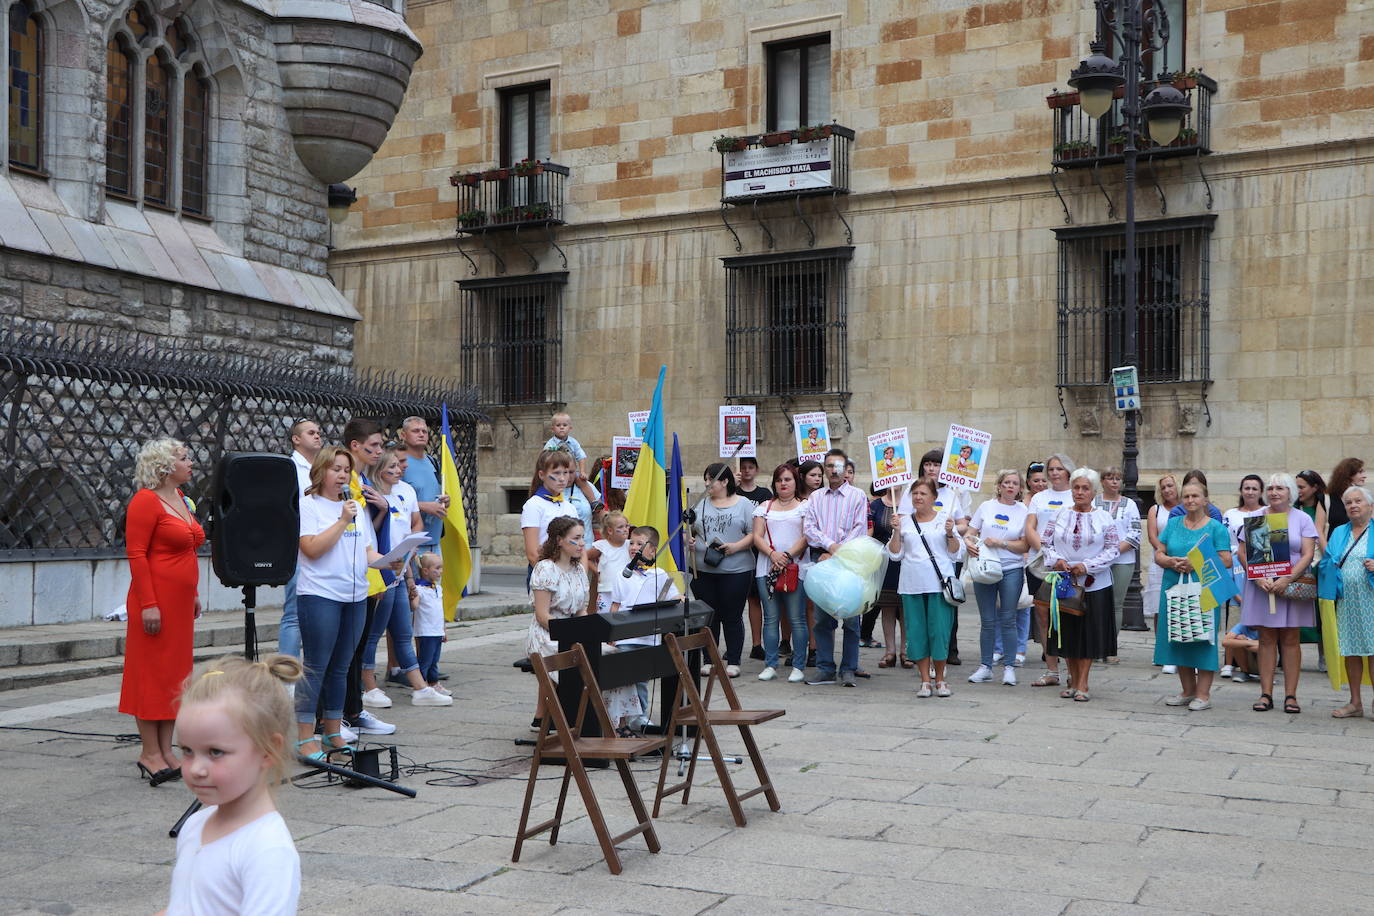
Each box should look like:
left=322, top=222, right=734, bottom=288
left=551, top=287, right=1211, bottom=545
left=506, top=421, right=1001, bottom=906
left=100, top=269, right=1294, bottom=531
left=7, top=1, right=43, bottom=171
left=105, top=36, right=135, bottom=197
left=181, top=68, right=208, bottom=215
left=143, top=52, right=173, bottom=206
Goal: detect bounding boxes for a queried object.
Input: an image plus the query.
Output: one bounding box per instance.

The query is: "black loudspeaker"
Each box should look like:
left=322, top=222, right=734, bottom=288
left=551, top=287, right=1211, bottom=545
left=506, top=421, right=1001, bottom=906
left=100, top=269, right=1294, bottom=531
left=210, top=452, right=300, bottom=587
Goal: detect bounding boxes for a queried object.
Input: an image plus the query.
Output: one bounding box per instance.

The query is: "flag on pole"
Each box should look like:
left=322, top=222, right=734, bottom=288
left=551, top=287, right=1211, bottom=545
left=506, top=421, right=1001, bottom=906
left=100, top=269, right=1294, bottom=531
left=1187, top=535, right=1239, bottom=613
left=668, top=432, right=685, bottom=572
left=439, top=403, right=472, bottom=622
left=623, top=366, right=683, bottom=592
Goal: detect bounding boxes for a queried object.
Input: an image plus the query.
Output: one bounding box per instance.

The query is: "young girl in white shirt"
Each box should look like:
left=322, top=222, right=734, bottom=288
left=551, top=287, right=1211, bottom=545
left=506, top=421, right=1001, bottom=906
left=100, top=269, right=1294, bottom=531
left=159, top=653, right=304, bottom=916
left=410, top=553, right=448, bottom=692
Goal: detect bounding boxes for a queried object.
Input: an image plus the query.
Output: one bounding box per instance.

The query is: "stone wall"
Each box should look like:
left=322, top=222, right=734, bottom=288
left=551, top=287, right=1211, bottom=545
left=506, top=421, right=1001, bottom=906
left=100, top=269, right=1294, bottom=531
left=334, top=0, right=1374, bottom=562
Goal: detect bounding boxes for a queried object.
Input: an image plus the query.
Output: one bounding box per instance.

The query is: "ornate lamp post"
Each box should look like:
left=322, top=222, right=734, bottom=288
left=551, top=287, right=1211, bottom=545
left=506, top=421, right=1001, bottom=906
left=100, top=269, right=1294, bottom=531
left=1067, top=1, right=1190, bottom=504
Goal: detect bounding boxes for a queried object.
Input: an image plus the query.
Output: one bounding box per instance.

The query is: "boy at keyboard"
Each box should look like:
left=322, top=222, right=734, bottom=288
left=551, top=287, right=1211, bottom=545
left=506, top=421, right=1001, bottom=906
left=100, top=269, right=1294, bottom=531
left=607, top=526, right=682, bottom=733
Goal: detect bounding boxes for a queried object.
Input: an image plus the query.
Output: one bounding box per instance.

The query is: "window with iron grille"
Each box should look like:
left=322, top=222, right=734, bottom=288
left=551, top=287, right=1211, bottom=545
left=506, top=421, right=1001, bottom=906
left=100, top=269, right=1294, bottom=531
left=459, top=272, right=566, bottom=407
left=1054, top=215, right=1214, bottom=387
left=723, top=247, right=851, bottom=399
left=7, top=1, right=43, bottom=171
left=767, top=35, right=830, bottom=131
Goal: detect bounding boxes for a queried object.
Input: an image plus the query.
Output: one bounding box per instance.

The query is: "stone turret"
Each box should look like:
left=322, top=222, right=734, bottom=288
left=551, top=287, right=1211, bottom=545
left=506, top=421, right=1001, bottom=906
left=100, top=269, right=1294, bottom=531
left=273, top=0, right=422, bottom=184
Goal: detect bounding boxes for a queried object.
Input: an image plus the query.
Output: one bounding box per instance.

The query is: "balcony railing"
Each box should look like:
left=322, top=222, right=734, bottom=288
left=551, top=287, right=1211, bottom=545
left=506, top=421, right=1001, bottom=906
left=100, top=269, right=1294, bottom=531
left=716, top=124, right=854, bottom=204
left=450, top=161, right=569, bottom=233
left=1048, top=73, right=1216, bottom=170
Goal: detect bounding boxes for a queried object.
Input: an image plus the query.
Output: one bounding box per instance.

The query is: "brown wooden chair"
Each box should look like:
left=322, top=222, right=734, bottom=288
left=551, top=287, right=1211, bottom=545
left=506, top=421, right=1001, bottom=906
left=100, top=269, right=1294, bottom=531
left=653, top=629, right=784, bottom=826
left=513, top=644, right=666, bottom=875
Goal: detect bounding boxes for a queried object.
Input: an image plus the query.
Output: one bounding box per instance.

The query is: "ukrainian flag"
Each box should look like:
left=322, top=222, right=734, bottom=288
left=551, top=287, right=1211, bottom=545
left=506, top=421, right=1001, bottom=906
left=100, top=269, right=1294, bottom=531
left=439, top=403, right=473, bottom=622
left=623, top=366, right=683, bottom=592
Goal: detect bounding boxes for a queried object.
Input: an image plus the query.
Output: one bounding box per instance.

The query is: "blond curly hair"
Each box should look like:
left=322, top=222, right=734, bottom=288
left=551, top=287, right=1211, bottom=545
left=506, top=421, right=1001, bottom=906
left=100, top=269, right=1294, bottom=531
left=133, top=437, right=186, bottom=490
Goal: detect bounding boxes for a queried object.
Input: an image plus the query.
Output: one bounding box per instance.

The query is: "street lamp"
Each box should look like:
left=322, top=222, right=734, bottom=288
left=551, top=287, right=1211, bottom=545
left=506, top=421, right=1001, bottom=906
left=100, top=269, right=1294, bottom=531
left=1066, top=0, right=1190, bottom=504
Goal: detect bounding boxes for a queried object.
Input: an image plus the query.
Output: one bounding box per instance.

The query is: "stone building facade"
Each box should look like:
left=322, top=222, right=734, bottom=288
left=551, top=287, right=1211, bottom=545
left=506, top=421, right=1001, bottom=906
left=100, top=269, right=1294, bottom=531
left=331, top=0, right=1374, bottom=565
left=0, top=0, right=423, bottom=622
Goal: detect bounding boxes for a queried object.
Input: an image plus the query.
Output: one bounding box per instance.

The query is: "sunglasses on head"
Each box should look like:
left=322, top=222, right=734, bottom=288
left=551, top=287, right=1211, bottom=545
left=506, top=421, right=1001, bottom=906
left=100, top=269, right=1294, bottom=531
left=1028, top=462, right=1046, bottom=472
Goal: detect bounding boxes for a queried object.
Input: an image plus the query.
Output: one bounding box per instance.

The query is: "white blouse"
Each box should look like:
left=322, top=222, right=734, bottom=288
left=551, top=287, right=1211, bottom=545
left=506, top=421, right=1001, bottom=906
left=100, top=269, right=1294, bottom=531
left=886, top=510, right=965, bottom=595
left=1040, top=507, right=1120, bottom=593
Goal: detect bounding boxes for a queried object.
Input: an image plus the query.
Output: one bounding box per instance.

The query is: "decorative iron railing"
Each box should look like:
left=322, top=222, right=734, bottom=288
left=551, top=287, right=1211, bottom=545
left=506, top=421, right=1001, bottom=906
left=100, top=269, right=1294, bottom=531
left=1049, top=74, right=1216, bottom=169
left=451, top=161, right=569, bottom=232
left=716, top=123, right=854, bottom=204
left=0, top=319, right=482, bottom=558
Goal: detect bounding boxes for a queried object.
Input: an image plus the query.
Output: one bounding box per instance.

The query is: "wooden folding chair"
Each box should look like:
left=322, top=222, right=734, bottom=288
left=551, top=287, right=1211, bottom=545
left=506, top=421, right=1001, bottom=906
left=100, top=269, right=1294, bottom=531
left=653, top=629, right=784, bottom=826
left=513, top=644, right=666, bottom=875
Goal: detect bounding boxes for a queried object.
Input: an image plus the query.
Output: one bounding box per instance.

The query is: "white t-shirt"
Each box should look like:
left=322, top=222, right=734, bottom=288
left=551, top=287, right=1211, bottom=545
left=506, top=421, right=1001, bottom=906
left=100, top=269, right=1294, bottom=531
left=412, top=581, right=445, bottom=637
left=886, top=510, right=965, bottom=594
left=166, top=807, right=300, bottom=916
left=1222, top=507, right=1250, bottom=573
left=932, top=485, right=972, bottom=520
left=383, top=481, right=419, bottom=548
left=968, top=499, right=1029, bottom=569
left=1029, top=487, right=1072, bottom=522
left=520, top=494, right=581, bottom=551
left=608, top=568, right=681, bottom=647
left=592, top=538, right=632, bottom=592
left=297, top=494, right=374, bottom=603
left=290, top=451, right=312, bottom=496
left=753, top=500, right=806, bottom=577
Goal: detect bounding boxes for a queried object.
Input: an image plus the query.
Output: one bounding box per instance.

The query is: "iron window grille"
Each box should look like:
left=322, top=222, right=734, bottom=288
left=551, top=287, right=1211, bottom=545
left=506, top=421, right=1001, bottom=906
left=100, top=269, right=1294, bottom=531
left=459, top=272, right=567, bottom=408
left=723, top=247, right=852, bottom=399
left=766, top=34, right=831, bottom=131
left=1054, top=214, right=1215, bottom=387
left=0, top=318, right=483, bottom=558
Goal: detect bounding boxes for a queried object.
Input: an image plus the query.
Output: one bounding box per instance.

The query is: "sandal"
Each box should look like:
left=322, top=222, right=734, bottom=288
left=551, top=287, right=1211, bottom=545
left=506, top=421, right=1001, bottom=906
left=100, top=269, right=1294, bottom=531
left=1283, top=695, right=1301, bottom=714
left=1032, top=672, right=1060, bottom=687
left=296, top=737, right=327, bottom=762
left=1252, top=693, right=1273, bottom=712
left=878, top=654, right=897, bottom=669
left=899, top=654, right=916, bottom=669
left=1059, top=688, right=1076, bottom=699
left=1332, top=703, right=1364, bottom=719
left=1072, top=690, right=1091, bottom=702
left=321, top=733, right=355, bottom=754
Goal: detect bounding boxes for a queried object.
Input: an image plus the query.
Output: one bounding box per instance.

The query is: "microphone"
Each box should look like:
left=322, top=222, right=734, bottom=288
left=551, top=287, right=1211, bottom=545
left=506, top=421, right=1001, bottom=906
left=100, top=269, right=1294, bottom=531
left=622, top=548, right=642, bottom=578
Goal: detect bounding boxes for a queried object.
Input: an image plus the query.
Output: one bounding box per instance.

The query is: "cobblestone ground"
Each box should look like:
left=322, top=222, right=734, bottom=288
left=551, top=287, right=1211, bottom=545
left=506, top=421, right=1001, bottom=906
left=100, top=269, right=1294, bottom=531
left=2, top=615, right=1371, bottom=915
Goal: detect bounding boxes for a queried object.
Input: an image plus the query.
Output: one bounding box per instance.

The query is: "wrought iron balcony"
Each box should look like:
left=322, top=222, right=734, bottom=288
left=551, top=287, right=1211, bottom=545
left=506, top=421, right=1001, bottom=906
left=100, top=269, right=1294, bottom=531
left=450, top=161, right=569, bottom=233
left=715, top=124, right=854, bottom=204
left=1048, top=73, right=1216, bottom=169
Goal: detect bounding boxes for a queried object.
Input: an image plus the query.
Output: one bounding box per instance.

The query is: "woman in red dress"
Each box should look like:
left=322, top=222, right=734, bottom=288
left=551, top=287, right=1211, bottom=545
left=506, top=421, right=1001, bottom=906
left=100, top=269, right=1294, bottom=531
left=120, top=437, right=203, bottom=786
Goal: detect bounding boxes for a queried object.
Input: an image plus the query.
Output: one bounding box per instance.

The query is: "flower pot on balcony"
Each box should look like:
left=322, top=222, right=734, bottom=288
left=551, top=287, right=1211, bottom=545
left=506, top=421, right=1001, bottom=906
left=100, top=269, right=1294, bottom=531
left=762, top=131, right=795, bottom=147
left=1171, top=77, right=1197, bottom=91
left=484, top=168, right=510, bottom=182
left=1046, top=91, right=1080, bottom=109
left=458, top=209, right=485, bottom=228
left=712, top=135, right=749, bottom=153
left=796, top=124, right=832, bottom=143
left=512, top=159, right=543, bottom=177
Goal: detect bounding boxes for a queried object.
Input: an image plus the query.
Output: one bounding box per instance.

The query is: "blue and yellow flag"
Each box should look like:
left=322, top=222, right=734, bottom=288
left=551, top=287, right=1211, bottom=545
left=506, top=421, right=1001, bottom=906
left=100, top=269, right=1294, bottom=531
left=1187, top=536, right=1239, bottom=612
left=439, top=403, right=473, bottom=622
left=623, top=366, right=683, bottom=592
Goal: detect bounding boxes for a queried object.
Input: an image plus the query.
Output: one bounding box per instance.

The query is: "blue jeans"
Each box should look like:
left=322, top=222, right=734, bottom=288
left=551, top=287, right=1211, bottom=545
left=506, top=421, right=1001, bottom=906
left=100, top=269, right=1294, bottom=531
left=360, top=584, right=419, bottom=674
left=975, top=568, right=1025, bottom=668
left=295, top=595, right=366, bottom=723
left=415, top=635, right=443, bottom=684
left=812, top=609, right=860, bottom=677
left=278, top=571, right=301, bottom=659
left=756, top=577, right=805, bottom=669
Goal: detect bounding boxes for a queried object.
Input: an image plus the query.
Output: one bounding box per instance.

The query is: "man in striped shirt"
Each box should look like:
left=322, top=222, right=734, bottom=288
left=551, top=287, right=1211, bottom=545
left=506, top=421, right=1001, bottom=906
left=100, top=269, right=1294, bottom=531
left=803, top=449, right=869, bottom=686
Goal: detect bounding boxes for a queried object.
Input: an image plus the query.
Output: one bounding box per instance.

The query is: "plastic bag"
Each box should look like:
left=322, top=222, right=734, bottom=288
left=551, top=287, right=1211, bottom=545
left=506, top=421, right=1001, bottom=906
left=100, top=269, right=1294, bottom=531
left=804, top=537, right=887, bottom=619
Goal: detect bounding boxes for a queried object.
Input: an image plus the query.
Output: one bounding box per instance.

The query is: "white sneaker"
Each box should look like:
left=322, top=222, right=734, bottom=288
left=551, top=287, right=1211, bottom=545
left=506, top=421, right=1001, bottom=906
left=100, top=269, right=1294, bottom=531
left=935, top=681, right=952, bottom=698
left=758, top=666, right=777, bottom=681
left=992, top=653, right=1004, bottom=665
left=1015, top=653, right=1026, bottom=666
left=1219, top=665, right=1233, bottom=678
left=700, top=663, right=713, bottom=676
left=361, top=688, right=392, bottom=709
left=354, top=710, right=396, bottom=735
left=726, top=665, right=741, bottom=678
left=917, top=682, right=933, bottom=698
left=1188, top=697, right=1212, bottom=711
left=432, top=683, right=452, bottom=696
left=1164, top=694, right=1194, bottom=707
left=412, top=686, right=453, bottom=706
left=337, top=722, right=358, bottom=743
left=1162, top=665, right=1178, bottom=674
left=1002, top=666, right=1017, bottom=686
left=968, top=665, right=994, bottom=683
left=788, top=667, right=806, bottom=683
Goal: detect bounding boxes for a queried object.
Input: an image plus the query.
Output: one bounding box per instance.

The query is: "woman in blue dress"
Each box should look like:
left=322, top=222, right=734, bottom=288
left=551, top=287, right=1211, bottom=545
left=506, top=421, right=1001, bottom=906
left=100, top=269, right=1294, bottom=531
left=1153, top=478, right=1232, bottom=711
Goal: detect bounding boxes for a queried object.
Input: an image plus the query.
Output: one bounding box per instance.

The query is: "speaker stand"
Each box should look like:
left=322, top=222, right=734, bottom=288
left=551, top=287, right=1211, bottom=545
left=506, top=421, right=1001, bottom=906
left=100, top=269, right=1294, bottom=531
left=171, top=585, right=261, bottom=837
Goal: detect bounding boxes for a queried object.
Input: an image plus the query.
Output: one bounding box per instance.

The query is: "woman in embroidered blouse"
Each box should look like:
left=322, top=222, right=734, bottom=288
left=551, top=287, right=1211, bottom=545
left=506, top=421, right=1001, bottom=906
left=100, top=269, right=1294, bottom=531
left=120, top=438, right=203, bottom=785
left=1040, top=467, right=1120, bottom=702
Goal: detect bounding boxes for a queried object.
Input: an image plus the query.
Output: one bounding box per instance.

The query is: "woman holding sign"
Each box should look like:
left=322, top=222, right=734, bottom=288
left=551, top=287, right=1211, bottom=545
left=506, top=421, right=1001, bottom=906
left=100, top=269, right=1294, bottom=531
left=1153, top=479, right=1232, bottom=710
left=1238, top=473, right=1318, bottom=714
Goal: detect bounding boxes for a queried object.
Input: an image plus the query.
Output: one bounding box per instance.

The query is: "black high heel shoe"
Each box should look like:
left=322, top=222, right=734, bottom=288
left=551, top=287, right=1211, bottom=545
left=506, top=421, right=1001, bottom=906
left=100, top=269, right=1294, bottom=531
left=136, top=762, right=167, bottom=786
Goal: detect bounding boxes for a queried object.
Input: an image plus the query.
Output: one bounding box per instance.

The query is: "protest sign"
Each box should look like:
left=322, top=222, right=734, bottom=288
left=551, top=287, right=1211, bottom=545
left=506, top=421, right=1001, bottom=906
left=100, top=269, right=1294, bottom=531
left=868, top=427, right=913, bottom=491
left=611, top=436, right=641, bottom=490
left=1243, top=514, right=1292, bottom=579
left=719, top=405, right=757, bottom=458
left=794, top=412, right=829, bottom=461
left=937, top=424, right=992, bottom=491
left=628, top=411, right=649, bottom=439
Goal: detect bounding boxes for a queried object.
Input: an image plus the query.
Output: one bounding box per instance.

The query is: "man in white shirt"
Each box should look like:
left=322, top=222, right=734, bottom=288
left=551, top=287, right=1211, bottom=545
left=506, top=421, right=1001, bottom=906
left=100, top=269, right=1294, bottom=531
left=803, top=450, right=869, bottom=687
left=279, top=419, right=322, bottom=659
left=608, top=526, right=682, bottom=731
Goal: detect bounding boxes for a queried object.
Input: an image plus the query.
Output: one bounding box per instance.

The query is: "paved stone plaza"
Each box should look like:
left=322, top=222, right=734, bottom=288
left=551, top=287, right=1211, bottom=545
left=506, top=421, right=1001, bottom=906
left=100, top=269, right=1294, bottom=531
left=3, top=612, right=1372, bottom=916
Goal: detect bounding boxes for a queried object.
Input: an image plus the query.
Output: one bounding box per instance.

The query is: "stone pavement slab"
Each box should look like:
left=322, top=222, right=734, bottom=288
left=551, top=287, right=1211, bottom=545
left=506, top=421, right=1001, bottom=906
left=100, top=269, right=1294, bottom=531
left=1, top=621, right=1371, bottom=915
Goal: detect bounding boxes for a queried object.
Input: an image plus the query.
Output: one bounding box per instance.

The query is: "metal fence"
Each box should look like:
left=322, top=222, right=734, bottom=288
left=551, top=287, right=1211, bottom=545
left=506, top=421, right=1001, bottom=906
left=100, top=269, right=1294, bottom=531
left=0, top=318, right=483, bottom=559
